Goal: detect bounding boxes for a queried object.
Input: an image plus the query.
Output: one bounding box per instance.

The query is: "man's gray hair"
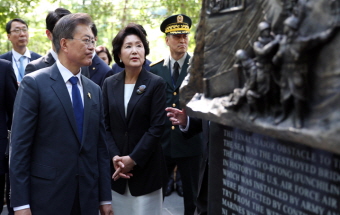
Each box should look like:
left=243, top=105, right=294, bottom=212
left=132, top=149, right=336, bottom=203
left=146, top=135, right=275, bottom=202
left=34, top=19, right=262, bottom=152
left=52, top=13, right=93, bottom=53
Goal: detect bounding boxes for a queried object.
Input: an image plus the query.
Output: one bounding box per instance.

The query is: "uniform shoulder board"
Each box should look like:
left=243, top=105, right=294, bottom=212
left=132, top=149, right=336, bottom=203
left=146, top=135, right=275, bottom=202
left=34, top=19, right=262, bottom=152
left=150, top=59, right=164, bottom=67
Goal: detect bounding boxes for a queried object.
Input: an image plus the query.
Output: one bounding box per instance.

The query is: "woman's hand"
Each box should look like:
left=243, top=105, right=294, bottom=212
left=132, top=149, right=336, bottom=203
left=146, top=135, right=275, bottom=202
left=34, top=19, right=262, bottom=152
left=112, top=156, right=135, bottom=181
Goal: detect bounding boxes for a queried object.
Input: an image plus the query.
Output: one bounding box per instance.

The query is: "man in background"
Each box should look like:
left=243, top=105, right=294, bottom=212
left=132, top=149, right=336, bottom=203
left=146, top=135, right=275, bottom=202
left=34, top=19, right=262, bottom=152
left=25, top=8, right=90, bottom=78
left=150, top=14, right=203, bottom=215
left=166, top=107, right=209, bottom=215
left=0, top=59, right=18, bottom=215
left=88, top=23, right=112, bottom=87
left=0, top=18, right=41, bottom=83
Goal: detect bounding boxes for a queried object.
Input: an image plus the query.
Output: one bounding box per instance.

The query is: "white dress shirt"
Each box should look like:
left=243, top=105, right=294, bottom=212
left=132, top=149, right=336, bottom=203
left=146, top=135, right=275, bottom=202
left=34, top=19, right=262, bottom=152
left=12, top=48, right=31, bottom=81
left=169, top=52, right=187, bottom=76
left=57, top=60, right=84, bottom=105
left=50, top=48, right=58, bottom=61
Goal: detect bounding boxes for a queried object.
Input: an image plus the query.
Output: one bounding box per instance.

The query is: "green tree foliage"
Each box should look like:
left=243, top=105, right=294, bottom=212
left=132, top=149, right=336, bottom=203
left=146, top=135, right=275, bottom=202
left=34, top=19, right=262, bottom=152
left=0, top=0, right=45, bottom=53
left=0, top=0, right=42, bottom=31
left=0, top=0, right=202, bottom=61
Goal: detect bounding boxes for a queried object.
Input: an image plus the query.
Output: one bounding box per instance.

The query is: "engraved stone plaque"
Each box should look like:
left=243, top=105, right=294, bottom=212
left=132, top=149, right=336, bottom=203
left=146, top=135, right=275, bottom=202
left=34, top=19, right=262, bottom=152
left=210, top=123, right=340, bottom=215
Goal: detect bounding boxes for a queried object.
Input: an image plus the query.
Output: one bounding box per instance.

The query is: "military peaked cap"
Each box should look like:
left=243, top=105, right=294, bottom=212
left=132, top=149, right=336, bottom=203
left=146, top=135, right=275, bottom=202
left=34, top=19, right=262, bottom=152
left=160, top=14, right=192, bottom=35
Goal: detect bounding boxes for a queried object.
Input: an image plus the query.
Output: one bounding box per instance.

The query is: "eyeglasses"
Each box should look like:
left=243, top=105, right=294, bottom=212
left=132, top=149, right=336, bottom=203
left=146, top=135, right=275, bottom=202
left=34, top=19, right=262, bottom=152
left=10, top=28, right=28, bottom=34
left=68, top=37, right=96, bottom=47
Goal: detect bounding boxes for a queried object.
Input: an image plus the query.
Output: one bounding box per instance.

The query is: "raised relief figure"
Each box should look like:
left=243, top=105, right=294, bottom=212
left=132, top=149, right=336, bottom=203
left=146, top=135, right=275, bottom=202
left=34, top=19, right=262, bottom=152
left=253, top=21, right=281, bottom=116
left=224, top=50, right=260, bottom=120
left=273, top=15, right=336, bottom=128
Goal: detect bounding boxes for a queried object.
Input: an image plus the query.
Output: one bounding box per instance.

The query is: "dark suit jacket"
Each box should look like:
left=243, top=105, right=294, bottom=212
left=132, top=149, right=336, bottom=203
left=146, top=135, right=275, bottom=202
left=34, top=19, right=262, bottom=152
left=102, top=68, right=167, bottom=196
left=0, top=59, right=17, bottom=175
left=184, top=119, right=209, bottom=215
left=150, top=54, right=203, bottom=158
left=10, top=64, right=111, bottom=214
left=25, top=51, right=90, bottom=78
left=0, top=50, right=41, bottom=62
left=89, top=54, right=112, bottom=87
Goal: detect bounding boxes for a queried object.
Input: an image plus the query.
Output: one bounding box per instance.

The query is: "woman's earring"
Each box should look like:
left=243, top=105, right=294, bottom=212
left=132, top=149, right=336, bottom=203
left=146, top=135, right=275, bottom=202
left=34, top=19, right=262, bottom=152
left=120, top=59, right=122, bottom=63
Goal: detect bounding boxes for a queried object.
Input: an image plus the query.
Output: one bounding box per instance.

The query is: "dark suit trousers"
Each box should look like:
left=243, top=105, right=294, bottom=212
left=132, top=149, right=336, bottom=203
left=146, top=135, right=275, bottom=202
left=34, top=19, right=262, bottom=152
left=194, top=162, right=208, bottom=215
left=0, top=174, right=12, bottom=215
left=71, top=180, right=80, bottom=215
left=165, top=155, right=201, bottom=215
left=0, top=174, right=4, bottom=213
left=6, top=173, right=14, bottom=215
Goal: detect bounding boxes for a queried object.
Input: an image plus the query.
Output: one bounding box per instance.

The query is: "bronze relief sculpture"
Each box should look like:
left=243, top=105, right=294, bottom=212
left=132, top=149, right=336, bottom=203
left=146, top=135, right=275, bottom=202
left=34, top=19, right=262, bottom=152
left=182, top=0, right=340, bottom=153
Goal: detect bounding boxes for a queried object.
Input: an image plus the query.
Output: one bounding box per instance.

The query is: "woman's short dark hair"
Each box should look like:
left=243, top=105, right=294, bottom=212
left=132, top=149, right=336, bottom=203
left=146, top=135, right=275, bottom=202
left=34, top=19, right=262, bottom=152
left=95, top=45, right=112, bottom=65
left=111, top=23, right=150, bottom=68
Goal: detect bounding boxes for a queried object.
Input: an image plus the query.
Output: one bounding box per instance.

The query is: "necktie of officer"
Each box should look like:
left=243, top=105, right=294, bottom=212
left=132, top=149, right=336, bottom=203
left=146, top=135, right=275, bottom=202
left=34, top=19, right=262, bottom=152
left=173, top=61, right=180, bottom=86
left=18, top=56, right=25, bottom=82
left=69, top=77, right=84, bottom=142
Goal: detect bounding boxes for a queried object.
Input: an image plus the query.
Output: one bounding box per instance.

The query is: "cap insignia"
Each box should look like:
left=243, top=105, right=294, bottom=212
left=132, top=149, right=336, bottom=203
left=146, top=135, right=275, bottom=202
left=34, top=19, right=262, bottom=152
left=177, top=15, right=183, bottom=23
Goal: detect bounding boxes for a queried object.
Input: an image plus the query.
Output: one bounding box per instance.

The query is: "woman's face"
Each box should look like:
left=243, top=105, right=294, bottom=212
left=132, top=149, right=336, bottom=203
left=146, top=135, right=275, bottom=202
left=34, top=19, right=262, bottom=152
left=98, top=52, right=109, bottom=65
left=119, top=34, right=145, bottom=69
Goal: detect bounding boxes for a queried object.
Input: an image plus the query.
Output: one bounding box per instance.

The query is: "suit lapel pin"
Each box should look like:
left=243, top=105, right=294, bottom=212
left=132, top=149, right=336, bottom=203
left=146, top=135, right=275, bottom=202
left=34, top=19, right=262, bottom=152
left=88, top=92, right=91, bottom=99
left=136, top=85, right=146, bottom=95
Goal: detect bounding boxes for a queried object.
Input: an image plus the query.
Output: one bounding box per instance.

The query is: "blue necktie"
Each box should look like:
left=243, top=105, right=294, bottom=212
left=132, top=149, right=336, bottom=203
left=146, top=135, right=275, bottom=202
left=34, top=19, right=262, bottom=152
left=18, top=56, right=25, bottom=82
left=69, top=77, right=84, bottom=142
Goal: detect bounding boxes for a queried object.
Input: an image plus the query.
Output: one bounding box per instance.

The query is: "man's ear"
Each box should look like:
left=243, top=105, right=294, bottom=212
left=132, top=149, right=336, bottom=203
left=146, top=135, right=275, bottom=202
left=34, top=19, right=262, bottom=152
left=46, top=30, right=53, bottom=41
left=60, top=38, right=68, bottom=53
left=165, top=35, right=169, bottom=46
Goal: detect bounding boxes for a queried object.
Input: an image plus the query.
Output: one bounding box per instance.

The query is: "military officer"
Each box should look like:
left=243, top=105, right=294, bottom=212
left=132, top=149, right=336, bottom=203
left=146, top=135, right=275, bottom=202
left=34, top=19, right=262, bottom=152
left=150, top=14, right=203, bottom=215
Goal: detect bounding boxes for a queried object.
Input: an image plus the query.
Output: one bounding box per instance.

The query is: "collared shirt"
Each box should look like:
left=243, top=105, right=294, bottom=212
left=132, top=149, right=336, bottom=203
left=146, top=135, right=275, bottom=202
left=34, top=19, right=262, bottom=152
left=57, top=60, right=111, bottom=206
left=50, top=49, right=58, bottom=61
left=92, top=50, right=96, bottom=59
left=179, top=116, right=191, bottom=132
left=169, top=52, right=187, bottom=76
left=57, top=59, right=111, bottom=206
left=12, top=48, right=31, bottom=81
left=56, top=60, right=84, bottom=106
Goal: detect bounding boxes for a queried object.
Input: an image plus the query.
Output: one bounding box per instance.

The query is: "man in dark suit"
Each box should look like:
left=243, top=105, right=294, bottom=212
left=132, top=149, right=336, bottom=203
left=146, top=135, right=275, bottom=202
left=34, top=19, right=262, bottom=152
left=0, top=18, right=41, bottom=83
left=88, top=24, right=112, bottom=87
left=10, top=13, right=112, bottom=215
left=25, top=8, right=90, bottom=78
left=0, top=59, right=17, bottom=214
left=166, top=107, right=209, bottom=215
left=150, top=14, right=203, bottom=215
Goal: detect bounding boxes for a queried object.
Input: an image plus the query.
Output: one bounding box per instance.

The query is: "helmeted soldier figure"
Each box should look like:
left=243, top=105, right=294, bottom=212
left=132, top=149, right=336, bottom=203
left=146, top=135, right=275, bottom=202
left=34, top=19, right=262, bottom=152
left=253, top=21, right=281, bottom=115
left=273, top=15, right=336, bottom=128
left=229, top=49, right=260, bottom=120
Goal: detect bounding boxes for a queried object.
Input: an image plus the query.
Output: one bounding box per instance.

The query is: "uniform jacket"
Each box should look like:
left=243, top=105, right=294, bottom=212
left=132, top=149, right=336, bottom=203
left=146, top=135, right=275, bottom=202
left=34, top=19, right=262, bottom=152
left=25, top=51, right=90, bottom=78
left=89, top=54, right=112, bottom=87
left=0, top=59, right=17, bottom=174
left=102, top=68, right=167, bottom=196
left=150, top=54, right=203, bottom=158
left=10, top=64, right=111, bottom=215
